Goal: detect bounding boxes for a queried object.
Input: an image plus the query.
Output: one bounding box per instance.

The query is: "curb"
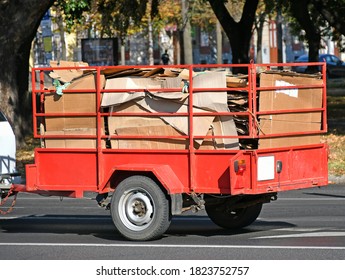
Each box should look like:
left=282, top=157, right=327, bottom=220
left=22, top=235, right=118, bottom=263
left=328, top=175, right=345, bottom=184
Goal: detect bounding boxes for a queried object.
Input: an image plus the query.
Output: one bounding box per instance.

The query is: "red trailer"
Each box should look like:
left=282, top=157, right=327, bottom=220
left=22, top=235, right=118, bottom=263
left=8, top=62, right=328, bottom=241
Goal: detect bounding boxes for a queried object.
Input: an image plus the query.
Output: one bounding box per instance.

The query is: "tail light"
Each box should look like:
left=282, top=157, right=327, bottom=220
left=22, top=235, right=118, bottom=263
left=234, top=159, right=246, bottom=175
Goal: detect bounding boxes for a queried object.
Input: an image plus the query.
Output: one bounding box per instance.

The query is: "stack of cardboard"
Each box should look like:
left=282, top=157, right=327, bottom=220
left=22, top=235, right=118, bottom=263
left=42, top=62, right=323, bottom=150
left=43, top=63, right=240, bottom=150
left=225, top=75, right=256, bottom=149
left=43, top=61, right=105, bottom=148
left=101, top=70, right=239, bottom=150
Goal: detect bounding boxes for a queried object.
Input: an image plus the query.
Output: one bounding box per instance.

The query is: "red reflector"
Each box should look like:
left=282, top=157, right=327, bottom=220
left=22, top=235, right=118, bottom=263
left=234, top=160, right=246, bottom=175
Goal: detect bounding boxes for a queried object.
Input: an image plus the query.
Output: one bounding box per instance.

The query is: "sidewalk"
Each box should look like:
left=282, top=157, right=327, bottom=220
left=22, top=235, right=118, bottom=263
left=329, top=174, right=345, bottom=184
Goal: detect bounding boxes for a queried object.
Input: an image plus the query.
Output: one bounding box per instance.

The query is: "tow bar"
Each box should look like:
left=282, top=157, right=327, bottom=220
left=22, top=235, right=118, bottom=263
left=0, top=173, right=19, bottom=215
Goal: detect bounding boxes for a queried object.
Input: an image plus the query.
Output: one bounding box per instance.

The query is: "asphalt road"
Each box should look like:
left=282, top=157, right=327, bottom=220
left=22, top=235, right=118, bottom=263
left=1, top=184, right=345, bottom=260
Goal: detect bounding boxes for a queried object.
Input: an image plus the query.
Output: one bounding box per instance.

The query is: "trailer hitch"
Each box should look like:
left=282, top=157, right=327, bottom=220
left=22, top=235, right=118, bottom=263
left=190, top=192, right=205, bottom=213
left=0, top=186, right=17, bottom=215
left=96, top=193, right=111, bottom=210
left=0, top=173, right=20, bottom=215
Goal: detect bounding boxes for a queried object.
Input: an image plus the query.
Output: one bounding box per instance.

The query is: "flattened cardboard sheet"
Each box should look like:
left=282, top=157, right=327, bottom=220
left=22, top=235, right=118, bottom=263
left=44, top=128, right=105, bottom=148
left=103, top=71, right=239, bottom=150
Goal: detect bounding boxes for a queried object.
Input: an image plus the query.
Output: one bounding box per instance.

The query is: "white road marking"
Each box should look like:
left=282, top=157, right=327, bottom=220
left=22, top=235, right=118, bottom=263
left=0, top=242, right=344, bottom=250
left=0, top=215, right=110, bottom=220
left=252, top=231, right=345, bottom=239
left=272, top=227, right=332, bottom=232
left=278, top=198, right=345, bottom=201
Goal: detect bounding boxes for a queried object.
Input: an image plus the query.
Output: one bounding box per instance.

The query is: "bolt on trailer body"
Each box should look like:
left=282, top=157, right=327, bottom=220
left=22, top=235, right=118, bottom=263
left=8, top=62, right=328, bottom=241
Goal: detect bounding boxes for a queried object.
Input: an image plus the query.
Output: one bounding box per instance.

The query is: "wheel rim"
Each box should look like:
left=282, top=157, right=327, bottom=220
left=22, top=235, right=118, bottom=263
left=118, top=188, right=154, bottom=231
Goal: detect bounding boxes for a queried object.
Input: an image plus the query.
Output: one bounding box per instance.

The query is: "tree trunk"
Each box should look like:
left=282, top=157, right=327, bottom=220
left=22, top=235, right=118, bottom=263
left=181, top=0, right=193, bottom=64
left=208, top=0, right=259, bottom=74
left=290, top=0, right=321, bottom=72
left=276, top=8, right=283, bottom=64
left=173, top=31, right=181, bottom=64
left=120, top=42, right=126, bottom=65
left=216, top=21, right=222, bottom=64
left=312, top=0, right=345, bottom=36
left=56, top=8, right=67, bottom=61
left=148, top=14, right=154, bottom=65
left=255, top=12, right=266, bottom=64
left=0, top=0, right=54, bottom=146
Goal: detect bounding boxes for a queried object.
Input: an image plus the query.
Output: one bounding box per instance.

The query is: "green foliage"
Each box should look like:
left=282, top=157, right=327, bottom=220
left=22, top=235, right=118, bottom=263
left=190, top=0, right=217, bottom=31
left=280, top=0, right=345, bottom=52
left=285, top=2, right=325, bottom=37
left=54, top=0, right=91, bottom=32
left=54, top=0, right=164, bottom=41
left=53, top=0, right=218, bottom=39
left=313, top=0, right=345, bottom=40
left=97, top=0, right=157, bottom=40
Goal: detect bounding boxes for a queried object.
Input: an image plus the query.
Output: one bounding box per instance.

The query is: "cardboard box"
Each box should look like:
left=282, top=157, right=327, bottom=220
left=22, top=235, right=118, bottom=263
left=258, top=72, right=323, bottom=148
left=44, top=73, right=105, bottom=131
left=43, top=70, right=105, bottom=149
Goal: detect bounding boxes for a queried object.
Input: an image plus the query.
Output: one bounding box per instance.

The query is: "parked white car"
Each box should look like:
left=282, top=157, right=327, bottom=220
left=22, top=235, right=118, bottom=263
left=0, top=111, right=18, bottom=190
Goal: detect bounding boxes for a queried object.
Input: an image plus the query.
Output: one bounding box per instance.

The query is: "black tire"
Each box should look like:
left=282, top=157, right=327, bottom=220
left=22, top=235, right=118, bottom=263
left=205, top=202, right=262, bottom=230
left=110, top=175, right=171, bottom=241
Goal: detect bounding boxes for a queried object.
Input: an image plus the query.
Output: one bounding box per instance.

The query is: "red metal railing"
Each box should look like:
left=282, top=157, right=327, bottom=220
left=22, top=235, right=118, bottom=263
left=31, top=62, right=327, bottom=146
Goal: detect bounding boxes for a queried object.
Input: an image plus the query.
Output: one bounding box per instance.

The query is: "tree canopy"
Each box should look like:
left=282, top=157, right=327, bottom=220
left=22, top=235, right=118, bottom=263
left=1, top=0, right=345, bottom=144
left=280, top=0, right=345, bottom=70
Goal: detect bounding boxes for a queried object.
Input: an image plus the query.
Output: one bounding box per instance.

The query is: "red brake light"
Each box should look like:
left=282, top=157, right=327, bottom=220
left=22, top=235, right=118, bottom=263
left=234, top=160, right=246, bottom=175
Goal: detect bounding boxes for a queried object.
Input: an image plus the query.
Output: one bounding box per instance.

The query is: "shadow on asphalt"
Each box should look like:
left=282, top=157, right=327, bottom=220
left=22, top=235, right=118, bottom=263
left=0, top=214, right=295, bottom=241
left=303, top=192, right=345, bottom=199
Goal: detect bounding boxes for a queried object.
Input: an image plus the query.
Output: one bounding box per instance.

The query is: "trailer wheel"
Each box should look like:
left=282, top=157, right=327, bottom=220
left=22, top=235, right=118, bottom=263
left=110, top=175, right=171, bottom=241
left=205, top=203, right=262, bottom=230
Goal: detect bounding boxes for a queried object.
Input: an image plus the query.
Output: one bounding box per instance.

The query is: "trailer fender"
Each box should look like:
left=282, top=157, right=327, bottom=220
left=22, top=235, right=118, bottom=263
left=101, top=164, right=185, bottom=195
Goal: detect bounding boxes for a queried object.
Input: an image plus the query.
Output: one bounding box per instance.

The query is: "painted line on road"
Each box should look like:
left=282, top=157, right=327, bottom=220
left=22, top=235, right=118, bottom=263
left=272, top=227, right=333, bottom=232
left=0, top=242, right=344, bottom=250
left=0, top=215, right=111, bottom=220
left=278, top=198, right=345, bottom=201
left=252, top=231, right=345, bottom=239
